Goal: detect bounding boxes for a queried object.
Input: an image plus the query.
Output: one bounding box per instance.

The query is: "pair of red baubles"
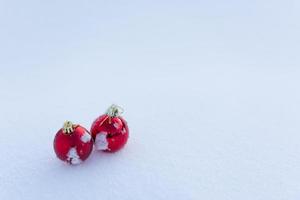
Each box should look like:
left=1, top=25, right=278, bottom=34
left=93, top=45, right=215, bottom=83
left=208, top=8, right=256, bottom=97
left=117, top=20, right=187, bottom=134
left=53, top=105, right=129, bottom=165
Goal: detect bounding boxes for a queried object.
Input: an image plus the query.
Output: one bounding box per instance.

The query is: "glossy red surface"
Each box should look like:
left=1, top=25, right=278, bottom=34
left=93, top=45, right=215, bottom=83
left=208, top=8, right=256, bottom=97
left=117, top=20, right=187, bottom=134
left=91, top=114, right=129, bottom=152
left=53, top=125, right=93, bottom=164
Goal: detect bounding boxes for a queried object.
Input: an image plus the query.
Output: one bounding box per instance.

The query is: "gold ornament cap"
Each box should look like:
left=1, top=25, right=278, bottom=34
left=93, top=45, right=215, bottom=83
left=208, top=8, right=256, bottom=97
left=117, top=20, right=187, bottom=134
left=62, top=121, right=75, bottom=134
left=106, top=104, right=124, bottom=117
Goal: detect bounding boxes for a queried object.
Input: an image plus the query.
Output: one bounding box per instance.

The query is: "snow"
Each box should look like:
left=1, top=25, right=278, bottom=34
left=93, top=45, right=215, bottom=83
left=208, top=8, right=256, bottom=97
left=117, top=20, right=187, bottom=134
left=0, top=1, right=300, bottom=200
left=113, top=122, right=120, bottom=129
left=121, top=128, right=127, bottom=135
left=67, top=148, right=82, bottom=165
left=95, top=132, right=109, bottom=150
left=80, top=131, right=91, bottom=143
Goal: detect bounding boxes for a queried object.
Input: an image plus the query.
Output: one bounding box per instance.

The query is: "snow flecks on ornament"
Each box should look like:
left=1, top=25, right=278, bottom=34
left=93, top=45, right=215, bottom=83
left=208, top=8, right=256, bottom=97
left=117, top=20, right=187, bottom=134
left=113, top=122, right=120, bottom=129
left=67, top=147, right=82, bottom=165
left=95, top=132, right=108, bottom=150
left=81, top=131, right=91, bottom=143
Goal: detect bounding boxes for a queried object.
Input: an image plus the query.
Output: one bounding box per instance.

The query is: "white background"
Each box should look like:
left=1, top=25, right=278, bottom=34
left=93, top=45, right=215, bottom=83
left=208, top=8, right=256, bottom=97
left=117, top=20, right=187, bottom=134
left=0, top=1, right=300, bottom=199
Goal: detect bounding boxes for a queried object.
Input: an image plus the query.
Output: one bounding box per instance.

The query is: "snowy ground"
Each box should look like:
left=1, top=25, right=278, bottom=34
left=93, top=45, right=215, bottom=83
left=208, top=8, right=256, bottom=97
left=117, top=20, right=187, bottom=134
left=0, top=1, right=300, bottom=200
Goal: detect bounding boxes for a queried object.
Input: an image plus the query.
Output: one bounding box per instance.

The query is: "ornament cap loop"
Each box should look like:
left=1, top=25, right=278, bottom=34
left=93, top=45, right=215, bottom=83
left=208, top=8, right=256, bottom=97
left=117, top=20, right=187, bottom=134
left=106, top=104, right=124, bottom=117
left=62, top=121, right=75, bottom=134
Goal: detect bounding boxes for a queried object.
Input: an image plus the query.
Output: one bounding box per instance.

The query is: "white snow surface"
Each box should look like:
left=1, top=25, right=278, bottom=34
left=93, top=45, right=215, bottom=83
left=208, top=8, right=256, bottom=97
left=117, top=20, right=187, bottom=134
left=0, top=1, right=300, bottom=200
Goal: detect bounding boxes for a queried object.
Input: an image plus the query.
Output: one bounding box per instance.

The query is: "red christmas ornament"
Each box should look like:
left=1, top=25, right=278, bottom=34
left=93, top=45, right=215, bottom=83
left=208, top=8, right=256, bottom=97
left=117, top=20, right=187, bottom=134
left=91, top=105, right=129, bottom=152
left=54, top=121, right=93, bottom=165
